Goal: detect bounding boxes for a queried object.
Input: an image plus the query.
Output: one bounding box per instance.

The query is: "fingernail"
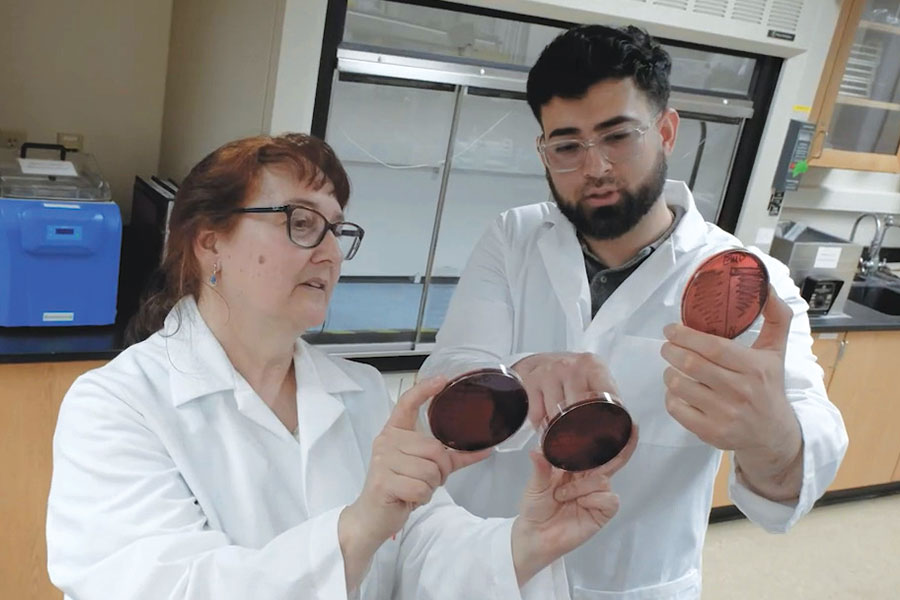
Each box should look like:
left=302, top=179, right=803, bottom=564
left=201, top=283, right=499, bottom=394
left=663, top=324, right=676, bottom=339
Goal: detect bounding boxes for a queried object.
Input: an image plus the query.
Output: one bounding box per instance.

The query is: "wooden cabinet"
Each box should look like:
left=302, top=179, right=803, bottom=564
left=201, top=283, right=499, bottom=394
left=809, top=0, right=900, bottom=172
left=826, top=330, right=900, bottom=490
left=809, top=331, right=846, bottom=389
left=711, top=332, right=844, bottom=507
left=712, top=330, right=900, bottom=508
left=0, top=360, right=105, bottom=600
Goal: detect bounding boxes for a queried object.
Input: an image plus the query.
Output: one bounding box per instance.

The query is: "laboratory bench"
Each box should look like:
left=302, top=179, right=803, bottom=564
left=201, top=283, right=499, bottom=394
left=1, top=296, right=899, bottom=364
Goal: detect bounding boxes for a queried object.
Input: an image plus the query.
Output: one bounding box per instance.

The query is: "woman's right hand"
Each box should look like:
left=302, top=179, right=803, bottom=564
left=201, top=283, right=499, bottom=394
left=339, top=377, right=491, bottom=576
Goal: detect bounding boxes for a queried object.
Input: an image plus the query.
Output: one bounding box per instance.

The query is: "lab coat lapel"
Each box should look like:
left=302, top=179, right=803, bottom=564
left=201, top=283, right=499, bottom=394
left=295, top=346, right=366, bottom=515
left=537, top=210, right=592, bottom=347
left=230, top=375, right=292, bottom=438
left=582, top=238, right=678, bottom=341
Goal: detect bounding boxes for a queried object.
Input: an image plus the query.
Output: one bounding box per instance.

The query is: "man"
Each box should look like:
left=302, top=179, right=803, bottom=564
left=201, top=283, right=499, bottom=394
left=419, top=24, right=848, bottom=598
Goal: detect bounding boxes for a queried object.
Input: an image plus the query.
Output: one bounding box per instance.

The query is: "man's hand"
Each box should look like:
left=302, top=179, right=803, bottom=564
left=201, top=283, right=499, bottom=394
left=512, top=352, right=620, bottom=427
left=661, top=286, right=803, bottom=501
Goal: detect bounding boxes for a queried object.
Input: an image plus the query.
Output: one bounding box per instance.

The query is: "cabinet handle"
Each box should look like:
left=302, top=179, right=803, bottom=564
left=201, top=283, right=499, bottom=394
left=811, top=129, right=827, bottom=159
left=835, top=339, right=848, bottom=366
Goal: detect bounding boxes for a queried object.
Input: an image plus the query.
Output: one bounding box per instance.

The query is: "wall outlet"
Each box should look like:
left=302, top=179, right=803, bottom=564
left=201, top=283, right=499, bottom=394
left=0, top=129, right=27, bottom=150
left=57, top=132, right=84, bottom=151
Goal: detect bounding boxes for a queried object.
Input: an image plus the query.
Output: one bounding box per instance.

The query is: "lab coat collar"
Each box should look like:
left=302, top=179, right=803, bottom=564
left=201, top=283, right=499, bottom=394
left=537, top=180, right=708, bottom=342
left=164, top=296, right=238, bottom=407
left=164, top=296, right=362, bottom=408
left=295, top=339, right=364, bottom=396
left=664, top=180, right=708, bottom=255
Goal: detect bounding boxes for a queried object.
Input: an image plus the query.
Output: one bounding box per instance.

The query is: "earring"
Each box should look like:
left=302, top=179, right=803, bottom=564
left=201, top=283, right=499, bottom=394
left=209, top=262, right=220, bottom=287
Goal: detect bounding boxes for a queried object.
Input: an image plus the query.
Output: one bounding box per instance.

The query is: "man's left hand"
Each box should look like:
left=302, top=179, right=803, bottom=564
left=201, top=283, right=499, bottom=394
left=660, top=286, right=803, bottom=500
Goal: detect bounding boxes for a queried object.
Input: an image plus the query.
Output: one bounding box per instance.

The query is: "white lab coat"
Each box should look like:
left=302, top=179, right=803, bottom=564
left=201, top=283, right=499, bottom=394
left=421, top=181, right=848, bottom=599
left=46, top=296, right=569, bottom=600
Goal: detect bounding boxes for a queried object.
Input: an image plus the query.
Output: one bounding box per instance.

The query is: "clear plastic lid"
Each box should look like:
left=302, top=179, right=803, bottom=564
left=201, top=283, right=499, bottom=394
left=0, top=145, right=111, bottom=202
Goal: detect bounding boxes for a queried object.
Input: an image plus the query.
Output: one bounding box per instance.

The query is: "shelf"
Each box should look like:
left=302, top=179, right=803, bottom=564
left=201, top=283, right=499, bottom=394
left=836, top=94, right=900, bottom=111
left=858, top=20, right=900, bottom=36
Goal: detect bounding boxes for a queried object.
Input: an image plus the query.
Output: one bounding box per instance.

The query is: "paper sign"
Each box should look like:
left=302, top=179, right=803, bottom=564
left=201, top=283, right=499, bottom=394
left=754, top=227, right=775, bottom=245
left=17, top=158, right=78, bottom=177
left=814, top=246, right=842, bottom=269
left=817, top=332, right=839, bottom=340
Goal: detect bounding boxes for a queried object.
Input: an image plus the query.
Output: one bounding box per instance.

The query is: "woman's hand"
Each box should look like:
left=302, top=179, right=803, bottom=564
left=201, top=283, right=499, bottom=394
left=338, top=377, right=491, bottom=589
left=511, top=425, right=639, bottom=585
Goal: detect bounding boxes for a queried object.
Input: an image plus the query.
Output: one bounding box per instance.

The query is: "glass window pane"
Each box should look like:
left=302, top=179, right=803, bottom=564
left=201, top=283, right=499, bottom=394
left=665, top=46, right=756, bottom=96
left=827, top=105, right=900, bottom=154
left=666, top=116, right=742, bottom=222
left=420, top=91, right=548, bottom=340
left=344, top=1, right=757, bottom=96
left=345, top=0, right=562, bottom=67
left=308, top=77, right=457, bottom=345
left=827, top=0, right=900, bottom=155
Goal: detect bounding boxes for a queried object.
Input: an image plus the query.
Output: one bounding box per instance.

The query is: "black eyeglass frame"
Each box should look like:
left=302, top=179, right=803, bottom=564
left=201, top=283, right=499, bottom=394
left=232, top=204, right=365, bottom=260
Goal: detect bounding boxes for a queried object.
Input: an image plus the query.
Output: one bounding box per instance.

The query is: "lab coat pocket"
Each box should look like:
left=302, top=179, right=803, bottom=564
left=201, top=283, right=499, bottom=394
left=573, top=569, right=700, bottom=600
left=607, top=335, right=703, bottom=448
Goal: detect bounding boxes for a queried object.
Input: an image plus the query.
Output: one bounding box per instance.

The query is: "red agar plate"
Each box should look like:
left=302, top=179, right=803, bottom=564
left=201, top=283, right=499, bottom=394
left=681, top=249, right=769, bottom=339
left=427, top=367, right=528, bottom=452
left=541, top=394, right=632, bottom=472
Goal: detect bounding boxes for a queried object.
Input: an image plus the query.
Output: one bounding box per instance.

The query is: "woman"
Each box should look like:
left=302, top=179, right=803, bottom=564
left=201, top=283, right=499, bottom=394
left=46, top=134, right=632, bottom=599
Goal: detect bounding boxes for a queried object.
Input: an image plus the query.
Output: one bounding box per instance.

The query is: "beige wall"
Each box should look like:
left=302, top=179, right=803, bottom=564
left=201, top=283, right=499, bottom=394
left=269, top=0, right=329, bottom=136
left=157, top=0, right=285, bottom=184
left=157, top=0, right=329, bottom=182
left=0, top=0, right=173, bottom=222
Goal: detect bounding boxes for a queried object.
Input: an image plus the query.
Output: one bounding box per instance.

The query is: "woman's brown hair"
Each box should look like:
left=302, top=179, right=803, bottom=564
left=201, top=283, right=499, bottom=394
left=125, top=133, right=350, bottom=344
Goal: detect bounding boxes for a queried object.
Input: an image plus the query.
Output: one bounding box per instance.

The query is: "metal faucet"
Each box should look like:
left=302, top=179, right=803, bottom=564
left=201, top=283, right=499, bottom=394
left=850, top=212, right=898, bottom=279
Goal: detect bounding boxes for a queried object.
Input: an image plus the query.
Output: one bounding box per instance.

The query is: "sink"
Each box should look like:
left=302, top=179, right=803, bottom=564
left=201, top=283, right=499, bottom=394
left=848, top=285, right=900, bottom=316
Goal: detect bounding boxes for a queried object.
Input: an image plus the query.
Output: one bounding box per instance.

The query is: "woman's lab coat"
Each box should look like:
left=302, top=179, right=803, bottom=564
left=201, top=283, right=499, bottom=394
left=421, top=181, right=848, bottom=599
left=46, top=296, right=568, bottom=600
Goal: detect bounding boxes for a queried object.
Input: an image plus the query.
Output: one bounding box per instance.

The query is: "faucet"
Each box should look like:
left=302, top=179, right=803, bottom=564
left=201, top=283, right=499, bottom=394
left=850, top=212, right=898, bottom=279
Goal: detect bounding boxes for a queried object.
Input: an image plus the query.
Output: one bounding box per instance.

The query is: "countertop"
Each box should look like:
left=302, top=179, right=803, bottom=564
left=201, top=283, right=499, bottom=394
left=807, top=297, right=900, bottom=332
left=2, top=298, right=898, bottom=365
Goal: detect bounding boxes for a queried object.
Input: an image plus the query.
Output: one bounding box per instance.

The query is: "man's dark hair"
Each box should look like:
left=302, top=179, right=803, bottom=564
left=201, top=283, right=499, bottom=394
left=526, top=24, right=672, bottom=122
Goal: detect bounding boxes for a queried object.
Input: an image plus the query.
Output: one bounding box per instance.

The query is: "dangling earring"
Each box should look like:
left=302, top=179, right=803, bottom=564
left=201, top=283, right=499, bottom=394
left=209, top=261, right=220, bottom=287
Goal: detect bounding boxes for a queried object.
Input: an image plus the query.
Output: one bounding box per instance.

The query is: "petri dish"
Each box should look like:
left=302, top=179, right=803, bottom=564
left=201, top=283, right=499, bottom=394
left=427, top=366, right=529, bottom=452
left=681, top=248, right=769, bottom=339
left=541, top=393, right=632, bottom=472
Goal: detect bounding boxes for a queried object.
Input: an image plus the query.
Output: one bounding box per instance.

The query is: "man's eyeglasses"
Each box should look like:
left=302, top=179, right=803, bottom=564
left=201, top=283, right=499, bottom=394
left=232, top=204, right=365, bottom=260
left=537, top=121, right=655, bottom=174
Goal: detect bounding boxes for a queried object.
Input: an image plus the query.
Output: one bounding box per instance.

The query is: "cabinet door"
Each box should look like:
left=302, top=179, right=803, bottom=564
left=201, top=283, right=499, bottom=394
left=810, top=0, right=900, bottom=172
left=711, top=332, right=843, bottom=508
left=0, top=360, right=106, bottom=600
left=811, top=332, right=846, bottom=389
left=711, top=452, right=733, bottom=508
left=827, top=331, right=900, bottom=490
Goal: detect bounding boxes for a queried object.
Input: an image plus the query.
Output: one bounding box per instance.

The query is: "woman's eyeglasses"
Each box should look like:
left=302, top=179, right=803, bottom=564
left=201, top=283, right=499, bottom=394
left=232, top=204, right=365, bottom=260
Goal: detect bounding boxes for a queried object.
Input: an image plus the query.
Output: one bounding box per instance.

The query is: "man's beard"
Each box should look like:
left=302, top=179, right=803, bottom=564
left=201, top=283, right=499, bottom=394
left=549, top=151, right=667, bottom=240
